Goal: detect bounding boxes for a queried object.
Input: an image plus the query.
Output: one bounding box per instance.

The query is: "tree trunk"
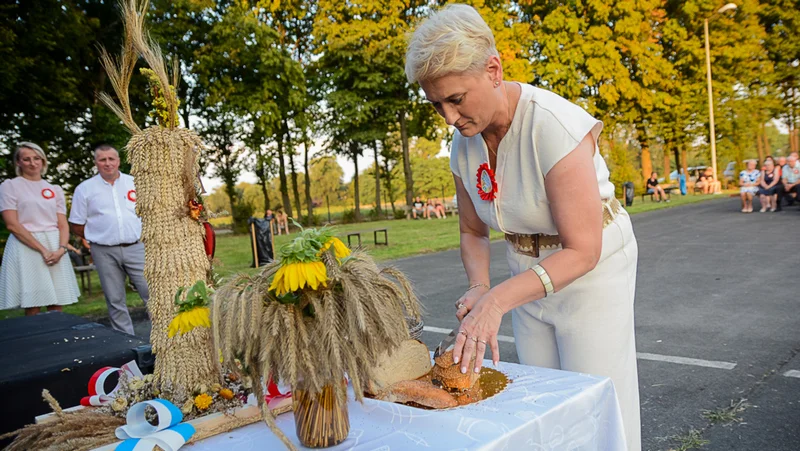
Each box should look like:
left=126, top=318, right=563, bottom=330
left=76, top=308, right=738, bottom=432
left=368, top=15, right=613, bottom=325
left=223, top=177, right=237, bottom=221
left=277, top=122, right=293, bottom=218
left=382, top=147, right=396, bottom=214
left=288, top=145, right=302, bottom=221
left=351, top=142, right=361, bottom=222
left=663, top=146, right=671, bottom=183
left=756, top=123, right=764, bottom=162
left=303, top=134, right=313, bottom=224
left=399, top=110, right=414, bottom=209
left=681, top=145, right=689, bottom=179
left=673, top=149, right=681, bottom=179
left=636, top=124, right=653, bottom=182
left=257, top=157, right=271, bottom=213
left=373, top=140, right=382, bottom=218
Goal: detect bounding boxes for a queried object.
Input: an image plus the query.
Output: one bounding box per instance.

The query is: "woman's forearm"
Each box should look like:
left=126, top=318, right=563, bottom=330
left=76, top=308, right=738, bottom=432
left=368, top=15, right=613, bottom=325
left=460, top=232, right=492, bottom=286
left=491, top=246, right=597, bottom=313
left=58, top=215, right=69, bottom=247
left=7, top=223, right=47, bottom=254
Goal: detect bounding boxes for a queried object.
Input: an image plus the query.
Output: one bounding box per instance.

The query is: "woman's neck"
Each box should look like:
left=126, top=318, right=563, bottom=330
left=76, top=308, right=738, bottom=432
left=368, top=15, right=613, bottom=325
left=483, top=82, right=518, bottom=144
left=21, top=173, right=41, bottom=182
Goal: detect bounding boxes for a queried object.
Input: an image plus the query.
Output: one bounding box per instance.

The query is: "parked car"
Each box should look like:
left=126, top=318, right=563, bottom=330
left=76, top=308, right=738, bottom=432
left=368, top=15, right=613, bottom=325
left=669, top=162, right=735, bottom=184
left=669, top=166, right=708, bottom=183
left=723, top=161, right=736, bottom=181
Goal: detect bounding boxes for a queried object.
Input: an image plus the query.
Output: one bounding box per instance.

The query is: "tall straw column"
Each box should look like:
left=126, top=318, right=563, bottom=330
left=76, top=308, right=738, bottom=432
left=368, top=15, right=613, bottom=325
left=128, top=127, right=219, bottom=391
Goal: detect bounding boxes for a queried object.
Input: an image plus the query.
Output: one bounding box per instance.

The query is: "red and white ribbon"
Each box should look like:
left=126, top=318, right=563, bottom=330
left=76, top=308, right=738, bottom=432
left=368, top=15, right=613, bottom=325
left=265, top=376, right=291, bottom=410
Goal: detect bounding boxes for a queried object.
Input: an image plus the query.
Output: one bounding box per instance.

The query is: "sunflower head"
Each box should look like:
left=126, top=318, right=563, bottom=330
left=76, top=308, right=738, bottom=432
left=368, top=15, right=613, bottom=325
left=270, top=226, right=351, bottom=296
left=168, top=306, right=211, bottom=338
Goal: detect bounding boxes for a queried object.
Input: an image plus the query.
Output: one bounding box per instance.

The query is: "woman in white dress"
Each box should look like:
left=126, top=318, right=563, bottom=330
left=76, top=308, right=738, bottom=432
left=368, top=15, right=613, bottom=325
left=406, top=5, right=640, bottom=450
left=0, top=142, right=80, bottom=315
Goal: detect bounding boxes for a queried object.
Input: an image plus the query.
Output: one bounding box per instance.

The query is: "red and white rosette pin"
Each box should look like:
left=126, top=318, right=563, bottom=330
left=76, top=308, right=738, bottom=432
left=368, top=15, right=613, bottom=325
left=127, top=190, right=137, bottom=202
left=80, top=360, right=144, bottom=406
left=81, top=366, right=119, bottom=406
left=41, top=188, right=55, bottom=200
left=476, top=163, right=498, bottom=201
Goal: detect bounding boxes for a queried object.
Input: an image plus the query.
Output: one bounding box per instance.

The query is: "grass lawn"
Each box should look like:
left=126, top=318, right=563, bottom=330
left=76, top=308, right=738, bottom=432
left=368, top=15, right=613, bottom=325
left=0, top=192, right=724, bottom=321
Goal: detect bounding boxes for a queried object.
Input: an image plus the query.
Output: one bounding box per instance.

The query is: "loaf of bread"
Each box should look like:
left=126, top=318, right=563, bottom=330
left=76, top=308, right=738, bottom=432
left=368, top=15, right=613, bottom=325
left=377, top=380, right=458, bottom=409
left=453, top=380, right=482, bottom=405
left=366, top=339, right=432, bottom=395
left=432, top=349, right=480, bottom=391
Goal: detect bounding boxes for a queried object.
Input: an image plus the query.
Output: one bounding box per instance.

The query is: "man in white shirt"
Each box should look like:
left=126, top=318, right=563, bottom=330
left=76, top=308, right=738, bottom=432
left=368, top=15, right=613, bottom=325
left=777, top=151, right=800, bottom=211
left=69, top=145, right=149, bottom=334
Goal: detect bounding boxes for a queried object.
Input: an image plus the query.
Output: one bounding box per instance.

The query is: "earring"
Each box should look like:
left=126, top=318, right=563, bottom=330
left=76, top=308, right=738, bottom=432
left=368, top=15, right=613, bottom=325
left=494, top=81, right=500, bottom=87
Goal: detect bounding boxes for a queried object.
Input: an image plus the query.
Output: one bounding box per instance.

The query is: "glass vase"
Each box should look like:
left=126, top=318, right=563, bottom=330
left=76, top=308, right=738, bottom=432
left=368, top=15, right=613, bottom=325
left=292, top=379, right=349, bottom=448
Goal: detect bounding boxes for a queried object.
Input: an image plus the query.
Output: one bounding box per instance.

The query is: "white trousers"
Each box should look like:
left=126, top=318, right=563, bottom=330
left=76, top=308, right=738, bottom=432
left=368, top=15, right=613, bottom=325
left=508, top=210, right=641, bottom=451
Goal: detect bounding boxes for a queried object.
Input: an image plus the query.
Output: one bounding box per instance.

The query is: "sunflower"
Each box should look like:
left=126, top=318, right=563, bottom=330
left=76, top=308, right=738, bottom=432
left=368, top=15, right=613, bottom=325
left=319, top=237, right=351, bottom=259
left=269, top=261, right=328, bottom=296
left=168, top=306, right=211, bottom=338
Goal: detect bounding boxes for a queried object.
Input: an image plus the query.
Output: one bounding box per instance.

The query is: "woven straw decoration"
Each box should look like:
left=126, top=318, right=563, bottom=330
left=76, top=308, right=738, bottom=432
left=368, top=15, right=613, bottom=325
left=127, top=127, right=219, bottom=393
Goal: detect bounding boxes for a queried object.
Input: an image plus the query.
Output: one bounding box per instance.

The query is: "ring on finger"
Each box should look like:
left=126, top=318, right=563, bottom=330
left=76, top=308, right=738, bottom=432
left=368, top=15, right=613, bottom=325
left=456, top=302, right=466, bottom=310
left=470, top=336, right=478, bottom=343
left=479, top=339, right=487, bottom=345
left=458, top=330, right=467, bottom=337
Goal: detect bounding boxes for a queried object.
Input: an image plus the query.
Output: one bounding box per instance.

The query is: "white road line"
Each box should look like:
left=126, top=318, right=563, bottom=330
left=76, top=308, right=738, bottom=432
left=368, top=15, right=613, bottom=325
left=635, top=352, right=737, bottom=370
left=783, top=370, right=800, bottom=378
left=422, top=326, right=737, bottom=369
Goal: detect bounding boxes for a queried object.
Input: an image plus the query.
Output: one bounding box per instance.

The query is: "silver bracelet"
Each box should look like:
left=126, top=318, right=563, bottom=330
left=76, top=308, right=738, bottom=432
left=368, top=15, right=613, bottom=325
left=530, top=265, right=554, bottom=297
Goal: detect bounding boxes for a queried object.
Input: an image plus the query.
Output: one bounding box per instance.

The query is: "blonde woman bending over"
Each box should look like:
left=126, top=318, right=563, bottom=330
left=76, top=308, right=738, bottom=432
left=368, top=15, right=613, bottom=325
left=406, top=4, right=640, bottom=450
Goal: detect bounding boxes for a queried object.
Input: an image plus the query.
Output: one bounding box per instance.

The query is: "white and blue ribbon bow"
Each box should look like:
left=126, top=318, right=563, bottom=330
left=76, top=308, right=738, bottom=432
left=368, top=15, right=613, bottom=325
left=115, top=399, right=195, bottom=451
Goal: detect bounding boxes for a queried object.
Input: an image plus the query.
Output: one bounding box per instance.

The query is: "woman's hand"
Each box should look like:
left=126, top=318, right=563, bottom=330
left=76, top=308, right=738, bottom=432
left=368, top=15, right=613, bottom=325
left=41, top=248, right=65, bottom=266
left=51, top=247, right=66, bottom=264
left=452, top=292, right=504, bottom=374
left=454, top=285, right=489, bottom=321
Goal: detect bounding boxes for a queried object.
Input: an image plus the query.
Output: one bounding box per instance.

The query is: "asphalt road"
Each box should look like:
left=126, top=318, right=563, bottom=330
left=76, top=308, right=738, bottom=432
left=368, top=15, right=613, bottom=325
left=131, top=196, right=800, bottom=450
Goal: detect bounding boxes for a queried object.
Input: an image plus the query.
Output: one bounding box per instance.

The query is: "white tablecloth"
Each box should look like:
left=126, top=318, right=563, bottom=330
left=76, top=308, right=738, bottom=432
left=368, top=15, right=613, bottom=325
left=189, top=361, right=626, bottom=451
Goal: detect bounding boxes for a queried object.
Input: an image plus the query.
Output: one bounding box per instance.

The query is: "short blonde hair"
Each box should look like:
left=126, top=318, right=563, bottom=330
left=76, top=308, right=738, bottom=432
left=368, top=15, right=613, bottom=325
left=14, top=142, right=48, bottom=176
left=405, top=4, right=499, bottom=84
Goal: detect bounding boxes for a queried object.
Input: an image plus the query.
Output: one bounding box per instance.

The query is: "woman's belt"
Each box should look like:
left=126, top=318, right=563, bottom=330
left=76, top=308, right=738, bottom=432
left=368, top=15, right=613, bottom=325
left=505, top=197, right=623, bottom=258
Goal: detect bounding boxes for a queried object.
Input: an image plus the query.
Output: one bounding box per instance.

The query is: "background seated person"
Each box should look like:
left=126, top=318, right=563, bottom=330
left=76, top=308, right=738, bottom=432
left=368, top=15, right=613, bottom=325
left=646, top=172, right=669, bottom=202
left=757, top=156, right=781, bottom=212
left=275, top=210, right=289, bottom=235
left=777, top=151, right=799, bottom=211
left=695, top=171, right=709, bottom=194
left=425, top=198, right=442, bottom=219
left=411, top=196, right=426, bottom=219
left=739, top=159, right=760, bottom=213
left=703, top=168, right=721, bottom=194
left=434, top=198, right=446, bottom=218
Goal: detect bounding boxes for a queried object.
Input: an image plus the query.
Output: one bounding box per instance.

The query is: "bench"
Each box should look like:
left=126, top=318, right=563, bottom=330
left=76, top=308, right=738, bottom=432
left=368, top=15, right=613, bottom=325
left=346, top=228, right=389, bottom=248
left=444, top=202, right=458, bottom=217
left=641, top=186, right=678, bottom=202
left=74, top=264, right=96, bottom=295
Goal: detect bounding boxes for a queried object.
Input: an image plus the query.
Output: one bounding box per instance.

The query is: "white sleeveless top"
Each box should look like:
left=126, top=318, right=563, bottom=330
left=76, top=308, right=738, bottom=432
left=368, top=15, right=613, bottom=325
left=450, top=83, right=614, bottom=236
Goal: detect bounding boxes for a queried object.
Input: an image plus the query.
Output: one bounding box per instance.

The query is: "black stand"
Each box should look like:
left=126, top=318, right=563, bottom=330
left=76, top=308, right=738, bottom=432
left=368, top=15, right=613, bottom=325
left=0, top=312, right=151, bottom=445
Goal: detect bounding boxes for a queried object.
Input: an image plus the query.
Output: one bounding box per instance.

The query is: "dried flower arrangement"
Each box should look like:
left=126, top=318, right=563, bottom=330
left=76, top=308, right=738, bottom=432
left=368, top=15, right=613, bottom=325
left=213, top=226, right=423, bottom=449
